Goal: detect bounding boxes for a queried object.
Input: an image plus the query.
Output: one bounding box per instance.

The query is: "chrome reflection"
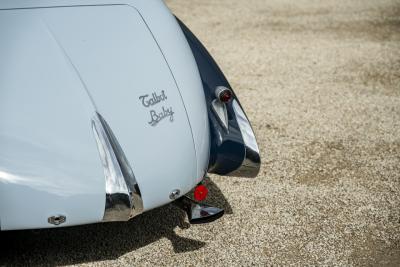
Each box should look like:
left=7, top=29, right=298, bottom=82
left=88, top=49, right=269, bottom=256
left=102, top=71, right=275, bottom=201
left=211, top=99, right=229, bottom=131
left=92, top=113, right=143, bottom=221
left=230, top=100, right=261, bottom=177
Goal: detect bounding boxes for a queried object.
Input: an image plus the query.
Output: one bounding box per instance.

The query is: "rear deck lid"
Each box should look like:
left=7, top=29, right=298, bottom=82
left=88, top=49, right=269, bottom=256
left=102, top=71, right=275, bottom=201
left=1, top=5, right=197, bottom=212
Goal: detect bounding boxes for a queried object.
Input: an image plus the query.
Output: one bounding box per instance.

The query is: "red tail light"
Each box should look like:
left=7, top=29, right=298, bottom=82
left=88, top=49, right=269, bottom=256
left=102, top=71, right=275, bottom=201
left=215, top=86, right=233, bottom=103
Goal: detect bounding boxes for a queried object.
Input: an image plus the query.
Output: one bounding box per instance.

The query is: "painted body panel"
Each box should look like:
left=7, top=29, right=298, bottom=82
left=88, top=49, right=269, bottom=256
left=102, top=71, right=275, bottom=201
left=40, top=5, right=197, bottom=210
left=0, top=0, right=210, bottom=182
left=0, top=1, right=210, bottom=230
left=0, top=11, right=105, bottom=230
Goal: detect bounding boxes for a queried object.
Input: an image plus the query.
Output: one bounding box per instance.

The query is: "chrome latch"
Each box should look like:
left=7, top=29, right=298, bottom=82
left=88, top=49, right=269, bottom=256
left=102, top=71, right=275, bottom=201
left=169, top=189, right=181, bottom=200
left=48, top=215, right=66, bottom=226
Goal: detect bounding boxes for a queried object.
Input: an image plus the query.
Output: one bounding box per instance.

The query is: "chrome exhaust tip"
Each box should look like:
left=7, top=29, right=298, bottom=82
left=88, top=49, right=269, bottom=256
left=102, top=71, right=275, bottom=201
left=173, top=196, right=224, bottom=224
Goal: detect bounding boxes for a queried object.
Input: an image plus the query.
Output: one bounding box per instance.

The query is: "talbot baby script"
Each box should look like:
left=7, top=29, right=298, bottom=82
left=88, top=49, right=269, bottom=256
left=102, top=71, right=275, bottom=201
left=139, top=90, right=174, bottom=126
left=139, top=91, right=167, bottom=107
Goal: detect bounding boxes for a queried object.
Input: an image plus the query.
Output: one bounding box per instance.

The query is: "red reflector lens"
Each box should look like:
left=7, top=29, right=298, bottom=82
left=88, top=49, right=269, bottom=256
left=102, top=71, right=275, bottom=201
left=193, top=185, right=208, bottom=202
left=219, top=90, right=232, bottom=103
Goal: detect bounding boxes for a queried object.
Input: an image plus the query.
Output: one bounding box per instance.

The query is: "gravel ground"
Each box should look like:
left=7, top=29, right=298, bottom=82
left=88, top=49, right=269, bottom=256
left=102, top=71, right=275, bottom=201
left=1, top=0, right=400, bottom=266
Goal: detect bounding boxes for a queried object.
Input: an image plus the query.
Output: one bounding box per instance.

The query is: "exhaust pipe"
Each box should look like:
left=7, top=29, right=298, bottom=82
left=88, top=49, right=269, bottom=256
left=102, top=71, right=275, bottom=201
left=173, top=196, right=224, bottom=224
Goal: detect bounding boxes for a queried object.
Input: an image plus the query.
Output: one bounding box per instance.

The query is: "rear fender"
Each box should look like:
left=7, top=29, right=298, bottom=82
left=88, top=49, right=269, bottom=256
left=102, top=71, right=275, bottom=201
left=177, top=19, right=261, bottom=178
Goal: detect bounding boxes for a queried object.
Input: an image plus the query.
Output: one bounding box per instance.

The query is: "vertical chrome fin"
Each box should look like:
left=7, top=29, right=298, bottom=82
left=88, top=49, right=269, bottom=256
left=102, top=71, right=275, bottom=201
left=92, top=112, right=143, bottom=221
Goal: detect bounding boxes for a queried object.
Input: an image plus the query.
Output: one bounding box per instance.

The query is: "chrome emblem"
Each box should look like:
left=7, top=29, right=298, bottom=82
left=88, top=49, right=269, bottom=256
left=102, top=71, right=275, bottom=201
left=139, top=90, right=174, bottom=127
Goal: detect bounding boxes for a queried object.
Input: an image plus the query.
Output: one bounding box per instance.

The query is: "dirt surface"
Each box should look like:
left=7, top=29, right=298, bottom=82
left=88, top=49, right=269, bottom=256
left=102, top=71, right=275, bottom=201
left=1, top=0, right=400, bottom=266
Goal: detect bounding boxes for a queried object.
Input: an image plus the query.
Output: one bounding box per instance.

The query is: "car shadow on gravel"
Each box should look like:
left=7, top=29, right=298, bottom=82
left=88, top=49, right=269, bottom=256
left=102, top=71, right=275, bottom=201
left=0, top=180, right=232, bottom=266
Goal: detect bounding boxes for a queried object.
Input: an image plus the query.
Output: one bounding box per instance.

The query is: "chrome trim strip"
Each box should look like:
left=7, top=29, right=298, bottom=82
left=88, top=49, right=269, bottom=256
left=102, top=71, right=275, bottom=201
left=229, top=100, right=261, bottom=177
left=211, top=99, right=229, bottom=131
left=92, top=112, right=143, bottom=222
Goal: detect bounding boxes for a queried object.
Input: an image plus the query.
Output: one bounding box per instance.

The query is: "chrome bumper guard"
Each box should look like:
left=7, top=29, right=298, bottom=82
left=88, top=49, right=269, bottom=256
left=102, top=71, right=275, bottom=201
left=173, top=196, right=224, bottom=224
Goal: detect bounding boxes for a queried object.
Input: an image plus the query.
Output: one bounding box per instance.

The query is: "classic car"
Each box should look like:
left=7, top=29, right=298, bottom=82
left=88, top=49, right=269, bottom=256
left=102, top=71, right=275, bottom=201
left=0, top=0, right=260, bottom=231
